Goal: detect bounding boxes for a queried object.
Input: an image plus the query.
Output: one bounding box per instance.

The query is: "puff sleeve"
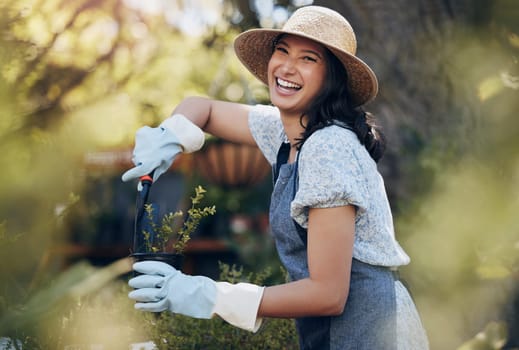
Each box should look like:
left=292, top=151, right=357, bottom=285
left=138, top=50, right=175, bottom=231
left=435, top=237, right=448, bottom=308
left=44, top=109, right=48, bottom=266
left=291, top=126, right=374, bottom=228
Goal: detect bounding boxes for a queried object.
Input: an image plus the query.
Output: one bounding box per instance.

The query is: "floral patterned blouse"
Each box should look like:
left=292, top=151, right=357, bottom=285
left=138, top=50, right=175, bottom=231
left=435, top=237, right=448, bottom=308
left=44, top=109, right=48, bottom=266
left=248, top=104, right=410, bottom=267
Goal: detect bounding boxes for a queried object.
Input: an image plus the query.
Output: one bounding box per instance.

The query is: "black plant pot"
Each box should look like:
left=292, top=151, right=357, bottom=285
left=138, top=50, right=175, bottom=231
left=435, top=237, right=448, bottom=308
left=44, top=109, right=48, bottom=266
left=130, top=252, right=184, bottom=270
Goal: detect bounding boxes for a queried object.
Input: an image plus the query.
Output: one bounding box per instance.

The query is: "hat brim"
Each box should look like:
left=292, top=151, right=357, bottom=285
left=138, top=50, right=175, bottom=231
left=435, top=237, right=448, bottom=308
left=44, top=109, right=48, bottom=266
left=234, top=28, right=378, bottom=107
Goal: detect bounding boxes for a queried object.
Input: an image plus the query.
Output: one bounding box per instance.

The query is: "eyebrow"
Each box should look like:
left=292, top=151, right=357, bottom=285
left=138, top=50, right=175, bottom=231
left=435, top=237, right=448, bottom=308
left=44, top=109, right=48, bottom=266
left=276, top=39, right=323, bottom=59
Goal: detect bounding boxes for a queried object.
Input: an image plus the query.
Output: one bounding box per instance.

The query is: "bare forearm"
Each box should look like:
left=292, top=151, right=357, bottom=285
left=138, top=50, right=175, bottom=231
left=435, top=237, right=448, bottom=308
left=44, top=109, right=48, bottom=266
left=258, top=278, right=348, bottom=318
left=259, top=207, right=355, bottom=319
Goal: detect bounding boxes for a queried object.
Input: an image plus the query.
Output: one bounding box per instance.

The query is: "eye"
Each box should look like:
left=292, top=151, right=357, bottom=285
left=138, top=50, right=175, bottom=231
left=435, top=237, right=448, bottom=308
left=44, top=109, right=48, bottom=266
left=303, top=56, right=318, bottom=62
left=275, top=46, right=288, bottom=54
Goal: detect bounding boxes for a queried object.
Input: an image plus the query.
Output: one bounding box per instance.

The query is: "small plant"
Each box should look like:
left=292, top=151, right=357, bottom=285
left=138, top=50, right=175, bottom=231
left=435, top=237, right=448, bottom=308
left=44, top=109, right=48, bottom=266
left=142, top=185, right=216, bottom=254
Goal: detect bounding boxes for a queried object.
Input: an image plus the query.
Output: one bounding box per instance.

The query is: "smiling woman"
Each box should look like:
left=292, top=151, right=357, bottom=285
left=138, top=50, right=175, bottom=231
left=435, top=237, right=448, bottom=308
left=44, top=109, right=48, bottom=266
left=122, top=6, right=429, bottom=350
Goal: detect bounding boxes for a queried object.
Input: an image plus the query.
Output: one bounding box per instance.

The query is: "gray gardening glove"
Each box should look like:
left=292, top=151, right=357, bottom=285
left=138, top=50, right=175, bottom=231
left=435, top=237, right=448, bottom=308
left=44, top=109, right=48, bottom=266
left=122, top=114, right=205, bottom=183
left=128, top=261, right=265, bottom=332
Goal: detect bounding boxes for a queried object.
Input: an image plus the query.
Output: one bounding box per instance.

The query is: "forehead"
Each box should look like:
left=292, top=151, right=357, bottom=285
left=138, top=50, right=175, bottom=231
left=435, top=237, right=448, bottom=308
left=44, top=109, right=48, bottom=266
left=277, top=34, right=326, bottom=54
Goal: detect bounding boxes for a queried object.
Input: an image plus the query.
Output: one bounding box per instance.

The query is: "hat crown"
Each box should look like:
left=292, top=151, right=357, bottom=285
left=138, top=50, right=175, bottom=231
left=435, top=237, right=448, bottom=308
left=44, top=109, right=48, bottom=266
left=282, top=6, right=357, bottom=55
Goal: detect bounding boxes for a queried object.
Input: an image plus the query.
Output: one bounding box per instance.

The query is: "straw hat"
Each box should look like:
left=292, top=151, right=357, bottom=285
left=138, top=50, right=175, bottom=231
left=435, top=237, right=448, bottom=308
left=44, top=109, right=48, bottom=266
left=234, top=6, right=378, bottom=107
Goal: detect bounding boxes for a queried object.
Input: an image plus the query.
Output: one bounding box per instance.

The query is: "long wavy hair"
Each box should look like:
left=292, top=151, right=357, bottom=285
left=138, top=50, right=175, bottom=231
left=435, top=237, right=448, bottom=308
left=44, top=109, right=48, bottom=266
left=295, top=46, right=386, bottom=162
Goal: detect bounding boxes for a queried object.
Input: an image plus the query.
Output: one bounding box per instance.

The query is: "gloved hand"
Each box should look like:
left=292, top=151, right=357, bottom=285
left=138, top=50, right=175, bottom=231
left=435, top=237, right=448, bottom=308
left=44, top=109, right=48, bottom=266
left=128, top=261, right=265, bottom=332
left=129, top=260, right=216, bottom=317
left=122, top=114, right=205, bottom=183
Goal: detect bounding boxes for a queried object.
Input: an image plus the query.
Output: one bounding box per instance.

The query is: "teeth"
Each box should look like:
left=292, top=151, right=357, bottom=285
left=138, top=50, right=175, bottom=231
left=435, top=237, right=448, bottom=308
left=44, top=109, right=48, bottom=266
left=277, top=78, right=301, bottom=89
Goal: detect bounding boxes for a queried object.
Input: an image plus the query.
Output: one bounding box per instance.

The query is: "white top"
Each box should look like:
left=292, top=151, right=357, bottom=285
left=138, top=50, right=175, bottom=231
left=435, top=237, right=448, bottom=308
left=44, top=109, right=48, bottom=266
left=248, top=104, right=410, bottom=267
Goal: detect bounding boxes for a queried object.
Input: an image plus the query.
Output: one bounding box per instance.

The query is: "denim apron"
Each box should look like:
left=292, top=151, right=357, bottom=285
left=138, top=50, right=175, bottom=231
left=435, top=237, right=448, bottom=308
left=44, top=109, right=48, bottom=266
left=269, top=142, right=398, bottom=350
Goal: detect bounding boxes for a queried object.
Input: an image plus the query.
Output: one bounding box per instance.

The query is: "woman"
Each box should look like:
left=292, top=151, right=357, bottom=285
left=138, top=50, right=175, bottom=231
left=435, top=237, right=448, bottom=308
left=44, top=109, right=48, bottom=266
left=123, top=6, right=429, bottom=350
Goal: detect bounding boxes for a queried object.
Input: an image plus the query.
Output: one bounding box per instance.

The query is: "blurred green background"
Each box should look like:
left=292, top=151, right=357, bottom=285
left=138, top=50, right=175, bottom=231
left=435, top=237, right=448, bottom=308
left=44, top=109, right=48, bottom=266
left=0, top=0, right=518, bottom=349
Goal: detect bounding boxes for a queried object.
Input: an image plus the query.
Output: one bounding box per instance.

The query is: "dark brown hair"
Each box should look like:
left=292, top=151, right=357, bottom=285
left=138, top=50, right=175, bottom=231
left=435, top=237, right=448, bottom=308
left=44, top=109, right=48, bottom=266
left=297, top=48, right=386, bottom=162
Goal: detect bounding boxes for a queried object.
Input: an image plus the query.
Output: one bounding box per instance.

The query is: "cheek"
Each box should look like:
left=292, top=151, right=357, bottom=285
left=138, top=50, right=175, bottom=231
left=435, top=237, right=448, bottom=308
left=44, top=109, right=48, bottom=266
left=302, top=67, right=326, bottom=91
left=267, top=57, right=277, bottom=81
left=312, top=67, right=327, bottom=90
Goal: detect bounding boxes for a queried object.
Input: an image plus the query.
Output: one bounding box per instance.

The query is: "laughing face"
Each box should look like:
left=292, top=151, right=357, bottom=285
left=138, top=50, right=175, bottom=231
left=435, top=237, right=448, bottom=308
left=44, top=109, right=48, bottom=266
left=267, top=34, right=327, bottom=119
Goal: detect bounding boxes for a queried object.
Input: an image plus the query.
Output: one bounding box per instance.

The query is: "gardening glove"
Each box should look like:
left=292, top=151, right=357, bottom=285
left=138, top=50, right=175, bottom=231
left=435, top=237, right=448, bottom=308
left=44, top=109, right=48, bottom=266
left=128, top=261, right=264, bottom=332
left=122, top=114, right=205, bottom=184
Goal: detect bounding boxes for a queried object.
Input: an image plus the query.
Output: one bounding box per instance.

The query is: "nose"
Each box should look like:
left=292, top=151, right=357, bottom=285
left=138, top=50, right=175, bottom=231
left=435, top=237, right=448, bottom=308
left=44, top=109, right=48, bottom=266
left=279, top=56, right=296, bottom=74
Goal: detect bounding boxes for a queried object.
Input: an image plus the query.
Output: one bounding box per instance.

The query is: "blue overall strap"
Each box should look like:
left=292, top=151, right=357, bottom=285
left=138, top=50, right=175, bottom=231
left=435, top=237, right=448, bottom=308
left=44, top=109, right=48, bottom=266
left=273, top=141, right=308, bottom=246
left=273, top=141, right=290, bottom=184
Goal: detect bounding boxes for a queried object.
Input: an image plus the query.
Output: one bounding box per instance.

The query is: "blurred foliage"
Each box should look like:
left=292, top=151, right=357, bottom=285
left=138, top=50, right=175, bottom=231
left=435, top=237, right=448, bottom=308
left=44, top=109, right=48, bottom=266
left=457, top=321, right=509, bottom=350
left=0, top=258, right=135, bottom=348
left=390, top=2, right=519, bottom=349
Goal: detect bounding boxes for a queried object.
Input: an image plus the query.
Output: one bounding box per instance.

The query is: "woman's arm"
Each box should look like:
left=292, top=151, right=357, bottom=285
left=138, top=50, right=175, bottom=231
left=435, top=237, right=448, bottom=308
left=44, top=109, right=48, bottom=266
left=258, top=204, right=355, bottom=318
left=172, top=96, right=256, bottom=145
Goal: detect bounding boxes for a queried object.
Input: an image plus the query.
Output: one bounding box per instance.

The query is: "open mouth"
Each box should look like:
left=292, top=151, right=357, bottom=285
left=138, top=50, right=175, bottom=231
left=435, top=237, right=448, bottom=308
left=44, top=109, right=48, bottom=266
left=276, top=77, right=302, bottom=90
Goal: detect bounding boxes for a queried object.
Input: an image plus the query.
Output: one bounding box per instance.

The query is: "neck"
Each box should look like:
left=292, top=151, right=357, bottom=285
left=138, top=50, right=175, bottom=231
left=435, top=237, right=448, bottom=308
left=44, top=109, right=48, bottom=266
left=280, top=112, right=306, bottom=147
